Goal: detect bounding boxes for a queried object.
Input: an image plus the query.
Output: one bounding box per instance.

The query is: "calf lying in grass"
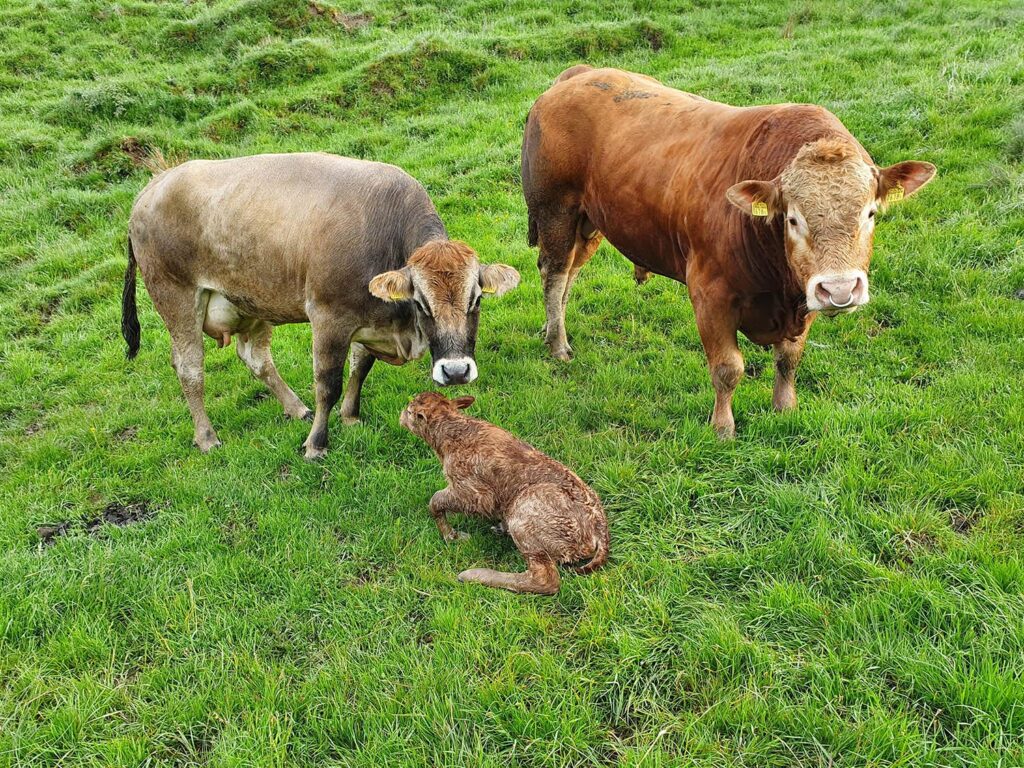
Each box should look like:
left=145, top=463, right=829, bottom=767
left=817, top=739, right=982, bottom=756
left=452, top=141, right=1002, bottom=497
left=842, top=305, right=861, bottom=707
left=401, top=392, right=609, bottom=595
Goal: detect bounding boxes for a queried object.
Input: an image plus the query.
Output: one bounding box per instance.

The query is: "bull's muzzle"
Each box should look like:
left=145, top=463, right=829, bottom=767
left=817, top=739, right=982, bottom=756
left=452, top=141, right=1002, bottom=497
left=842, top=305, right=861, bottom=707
left=806, top=270, right=869, bottom=313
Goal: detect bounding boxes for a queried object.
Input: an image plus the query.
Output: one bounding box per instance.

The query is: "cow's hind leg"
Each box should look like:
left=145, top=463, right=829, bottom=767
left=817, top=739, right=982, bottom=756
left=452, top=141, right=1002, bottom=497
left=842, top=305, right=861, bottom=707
left=458, top=554, right=560, bottom=595
left=339, top=343, right=375, bottom=426
left=236, top=322, right=311, bottom=421
left=150, top=284, right=220, bottom=452
left=302, top=313, right=351, bottom=460
left=772, top=319, right=813, bottom=412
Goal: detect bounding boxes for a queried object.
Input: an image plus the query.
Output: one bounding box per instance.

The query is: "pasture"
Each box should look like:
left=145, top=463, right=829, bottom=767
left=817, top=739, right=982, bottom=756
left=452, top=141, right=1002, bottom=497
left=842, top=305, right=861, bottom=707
left=1, top=0, right=1024, bottom=765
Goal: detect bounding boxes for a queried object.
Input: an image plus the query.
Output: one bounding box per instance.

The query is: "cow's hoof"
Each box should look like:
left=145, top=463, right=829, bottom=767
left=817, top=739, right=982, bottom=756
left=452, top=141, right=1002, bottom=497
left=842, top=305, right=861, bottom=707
left=341, top=415, right=361, bottom=427
left=195, top=433, right=221, bottom=453
left=303, top=444, right=327, bottom=461
left=550, top=346, right=573, bottom=361
left=287, top=408, right=313, bottom=421
left=444, top=530, right=470, bottom=543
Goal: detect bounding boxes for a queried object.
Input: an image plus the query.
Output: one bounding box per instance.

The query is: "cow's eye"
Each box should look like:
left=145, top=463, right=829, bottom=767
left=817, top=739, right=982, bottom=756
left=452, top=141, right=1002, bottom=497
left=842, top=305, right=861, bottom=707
left=470, top=295, right=481, bottom=312
left=868, top=208, right=876, bottom=219
left=415, top=299, right=432, bottom=318
left=787, top=216, right=798, bottom=227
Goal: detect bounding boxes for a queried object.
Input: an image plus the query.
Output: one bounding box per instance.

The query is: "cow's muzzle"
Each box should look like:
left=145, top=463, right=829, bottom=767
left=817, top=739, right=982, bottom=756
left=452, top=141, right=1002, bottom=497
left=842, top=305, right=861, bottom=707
left=806, top=270, right=869, bottom=313
left=432, top=357, right=477, bottom=386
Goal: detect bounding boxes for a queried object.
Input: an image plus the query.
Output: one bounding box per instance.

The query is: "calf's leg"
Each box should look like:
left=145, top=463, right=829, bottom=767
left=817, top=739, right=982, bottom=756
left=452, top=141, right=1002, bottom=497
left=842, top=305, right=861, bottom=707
left=772, top=320, right=812, bottom=412
left=302, top=315, right=351, bottom=460
left=235, top=322, right=311, bottom=420
left=150, top=284, right=220, bottom=452
left=458, top=554, right=560, bottom=595
left=429, top=488, right=469, bottom=542
left=339, top=343, right=375, bottom=426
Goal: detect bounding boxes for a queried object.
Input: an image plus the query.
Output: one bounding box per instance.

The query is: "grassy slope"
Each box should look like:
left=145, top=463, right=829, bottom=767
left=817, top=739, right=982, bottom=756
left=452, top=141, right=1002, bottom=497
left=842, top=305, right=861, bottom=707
left=1, top=0, right=1023, bottom=765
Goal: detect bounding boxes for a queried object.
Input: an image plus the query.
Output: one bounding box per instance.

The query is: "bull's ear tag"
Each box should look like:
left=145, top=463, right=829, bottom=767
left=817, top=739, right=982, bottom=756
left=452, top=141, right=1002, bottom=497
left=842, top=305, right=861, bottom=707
left=885, top=184, right=905, bottom=204
left=389, top=292, right=403, bottom=300
left=481, top=286, right=496, bottom=294
left=751, top=201, right=769, bottom=217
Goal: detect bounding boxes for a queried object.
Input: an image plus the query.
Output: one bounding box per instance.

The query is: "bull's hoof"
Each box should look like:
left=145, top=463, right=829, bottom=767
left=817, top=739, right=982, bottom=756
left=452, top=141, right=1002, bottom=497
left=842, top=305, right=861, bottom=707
left=341, top=415, right=361, bottom=427
left=713, top=423, right=736, bottom=440
left=550, top=346, right=573, bottom=361
left=286, top=407, right=313, bottom=421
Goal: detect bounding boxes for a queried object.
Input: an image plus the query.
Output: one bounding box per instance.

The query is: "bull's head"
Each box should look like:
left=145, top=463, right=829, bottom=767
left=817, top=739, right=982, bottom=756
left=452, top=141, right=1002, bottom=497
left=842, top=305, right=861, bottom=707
left=726, top=138, right=935, bottom=315
left=369, top=240, right=519, bottom=385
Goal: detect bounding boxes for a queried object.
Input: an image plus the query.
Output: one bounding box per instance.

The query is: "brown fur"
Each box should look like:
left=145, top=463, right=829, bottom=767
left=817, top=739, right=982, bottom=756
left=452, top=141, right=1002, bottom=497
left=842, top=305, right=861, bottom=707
left=522, top=66, right=935, bottom=437
left=401, top=392, right=609, bottom=595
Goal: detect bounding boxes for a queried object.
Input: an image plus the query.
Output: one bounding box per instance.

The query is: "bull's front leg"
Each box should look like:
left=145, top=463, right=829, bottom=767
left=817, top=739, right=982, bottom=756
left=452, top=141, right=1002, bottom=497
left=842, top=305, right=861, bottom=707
left=772, top=319, right=812, bottom=412
left=303, top=317, right=351, bottom=460
left=694, top=298, right=744, bottom=439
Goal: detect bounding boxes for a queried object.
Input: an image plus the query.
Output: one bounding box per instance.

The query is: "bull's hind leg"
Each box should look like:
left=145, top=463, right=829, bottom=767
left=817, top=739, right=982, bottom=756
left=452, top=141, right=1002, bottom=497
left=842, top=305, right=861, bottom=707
left=458, top=554, right=560, bottom=596
left=235, top=322, right=312, bottom=421
left=149, top=284, right=220, bottom=452
left=537, top=211, right=598, bottom=360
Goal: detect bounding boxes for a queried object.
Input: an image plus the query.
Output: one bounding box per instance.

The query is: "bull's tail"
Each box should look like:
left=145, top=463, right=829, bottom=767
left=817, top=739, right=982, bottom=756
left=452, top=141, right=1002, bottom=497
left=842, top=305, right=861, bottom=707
left=573, top=515, right=609, bottom=575
left=527, top=213, right=538, bottom=247
left=122, top=237, right=140, bottom=359
left=554, top=64, right=594, bottom=84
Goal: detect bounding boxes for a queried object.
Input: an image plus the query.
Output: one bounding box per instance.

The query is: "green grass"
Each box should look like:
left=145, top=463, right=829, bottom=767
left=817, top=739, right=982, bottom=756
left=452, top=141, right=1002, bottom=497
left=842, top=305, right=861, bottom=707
left=2, top=0, right=1024, bottom=765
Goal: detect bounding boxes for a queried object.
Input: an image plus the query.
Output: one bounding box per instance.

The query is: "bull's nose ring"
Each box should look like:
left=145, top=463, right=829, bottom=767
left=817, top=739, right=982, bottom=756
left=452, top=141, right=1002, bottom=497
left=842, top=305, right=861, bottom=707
left=828, top=294, right=854, bottom=308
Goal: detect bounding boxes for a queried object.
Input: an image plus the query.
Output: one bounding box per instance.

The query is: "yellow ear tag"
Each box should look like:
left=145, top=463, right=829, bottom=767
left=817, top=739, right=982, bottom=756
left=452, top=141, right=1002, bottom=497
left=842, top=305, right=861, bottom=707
left=389, top=293, right=403, bottom=300
left=751, top=201, right=769, bottom=217
left=481, top=286, right=496, bottom=294
left=885, top=184, right=905, bottom=204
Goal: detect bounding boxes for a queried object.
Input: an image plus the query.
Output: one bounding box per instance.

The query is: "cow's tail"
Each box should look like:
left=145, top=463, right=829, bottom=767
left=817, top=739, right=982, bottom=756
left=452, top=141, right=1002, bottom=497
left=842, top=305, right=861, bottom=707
left=573, top=515, right=609, bottom=575
left=554, top=64, right=594, bottom=84
left=122, top=237, right=140, bottom=360
left=527, top=213, right=538, bottom=247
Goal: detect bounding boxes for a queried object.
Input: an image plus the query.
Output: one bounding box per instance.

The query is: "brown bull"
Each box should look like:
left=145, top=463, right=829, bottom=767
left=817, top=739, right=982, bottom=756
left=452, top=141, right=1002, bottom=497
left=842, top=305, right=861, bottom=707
left=522, top=66, right=935, bottom=437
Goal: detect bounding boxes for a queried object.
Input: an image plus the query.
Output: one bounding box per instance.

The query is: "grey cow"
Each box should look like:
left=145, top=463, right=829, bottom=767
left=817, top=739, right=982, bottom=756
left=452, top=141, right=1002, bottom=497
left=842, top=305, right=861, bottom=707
left=122, top=153, right=520, bottom=459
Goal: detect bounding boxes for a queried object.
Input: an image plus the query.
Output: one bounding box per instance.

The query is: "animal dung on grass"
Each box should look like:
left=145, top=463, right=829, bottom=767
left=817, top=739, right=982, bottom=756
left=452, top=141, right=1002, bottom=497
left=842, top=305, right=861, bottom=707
left=401, top=392, right=609, bottom=595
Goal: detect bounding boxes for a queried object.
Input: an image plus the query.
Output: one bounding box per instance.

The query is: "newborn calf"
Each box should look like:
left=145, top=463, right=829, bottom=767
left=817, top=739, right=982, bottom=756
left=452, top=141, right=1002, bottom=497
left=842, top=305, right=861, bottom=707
left=401, top=392, right=609, bottom=595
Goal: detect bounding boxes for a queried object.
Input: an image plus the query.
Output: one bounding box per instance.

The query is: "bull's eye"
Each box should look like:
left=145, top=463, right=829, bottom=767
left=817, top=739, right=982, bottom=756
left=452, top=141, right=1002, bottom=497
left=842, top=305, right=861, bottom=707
left=470, top=295, right=481, bottom=312
left=414, top=299, right=432, bottom=318
left=787, top=216, right=798, bottom=228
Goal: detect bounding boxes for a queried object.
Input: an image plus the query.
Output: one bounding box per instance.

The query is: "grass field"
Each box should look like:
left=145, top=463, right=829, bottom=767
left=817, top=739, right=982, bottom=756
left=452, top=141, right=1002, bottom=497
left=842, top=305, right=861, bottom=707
left=2, top=0, right=1024, bottom=765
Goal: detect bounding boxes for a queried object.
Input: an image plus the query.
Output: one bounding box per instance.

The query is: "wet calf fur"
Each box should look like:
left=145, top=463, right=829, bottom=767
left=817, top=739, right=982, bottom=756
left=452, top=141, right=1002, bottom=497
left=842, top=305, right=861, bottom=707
left=401, top=392, right=609, bottom=595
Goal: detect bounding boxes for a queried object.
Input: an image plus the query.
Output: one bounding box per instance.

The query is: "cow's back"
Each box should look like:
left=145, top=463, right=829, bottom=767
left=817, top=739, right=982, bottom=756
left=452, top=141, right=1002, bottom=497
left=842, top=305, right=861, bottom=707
left=129, top=153, right=445, bottom=322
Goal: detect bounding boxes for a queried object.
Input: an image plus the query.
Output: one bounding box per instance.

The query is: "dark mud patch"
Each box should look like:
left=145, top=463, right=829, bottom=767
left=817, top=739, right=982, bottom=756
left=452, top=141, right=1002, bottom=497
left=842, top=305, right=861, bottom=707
left=37, top=500, right=158, bottom=544
left=950, top=509, right=984, bottom=535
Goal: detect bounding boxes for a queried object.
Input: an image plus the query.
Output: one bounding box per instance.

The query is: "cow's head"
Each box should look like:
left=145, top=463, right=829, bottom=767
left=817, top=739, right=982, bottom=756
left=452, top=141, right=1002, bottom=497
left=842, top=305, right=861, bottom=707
left=369, top=240, right=519, bottom=385
left=727, top=138, right=935, bottom=315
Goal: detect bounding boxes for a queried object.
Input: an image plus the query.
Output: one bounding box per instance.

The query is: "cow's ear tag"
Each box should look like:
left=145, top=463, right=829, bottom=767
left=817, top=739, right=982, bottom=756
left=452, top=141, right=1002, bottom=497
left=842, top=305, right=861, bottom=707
left=751, top=201, right=769, bottom=217
left=389, top=292, right=403, bottom=300
left=885, top=184, right=905, bottom=204
left=481, top=286, right=496, bottom=294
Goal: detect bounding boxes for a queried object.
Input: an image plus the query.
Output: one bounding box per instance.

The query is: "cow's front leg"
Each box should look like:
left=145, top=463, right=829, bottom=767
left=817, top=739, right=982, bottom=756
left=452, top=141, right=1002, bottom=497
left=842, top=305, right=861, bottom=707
left=303, top=318, right=350, bottom=460
left=772, top=320, right=812, bottom=412
left=339, top=343, right=375, bottom=426
left=694, top=299, right=743, bottom=439
left=429, top=488, right=469, bottom=543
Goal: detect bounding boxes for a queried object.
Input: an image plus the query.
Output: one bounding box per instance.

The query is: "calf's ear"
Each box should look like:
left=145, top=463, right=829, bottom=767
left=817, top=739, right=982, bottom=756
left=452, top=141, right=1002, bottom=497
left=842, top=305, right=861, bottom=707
left=726, top=179, right=781, bottom=218
left=876, top=161, right=936, bottom=206
left=452, top=396, right=475, bottom=410
left=479, top=264, right=520, bottom=298
left=369, top=269, right=413, bottom=302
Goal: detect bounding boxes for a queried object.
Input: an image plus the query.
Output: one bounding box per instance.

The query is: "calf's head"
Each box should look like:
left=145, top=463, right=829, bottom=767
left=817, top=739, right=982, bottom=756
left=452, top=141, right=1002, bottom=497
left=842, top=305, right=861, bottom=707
left=369, top=241, right=519, bottom=385
left=727, top=138, right=935, bottom=314
left=400, top=391, right=474, bottom=439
